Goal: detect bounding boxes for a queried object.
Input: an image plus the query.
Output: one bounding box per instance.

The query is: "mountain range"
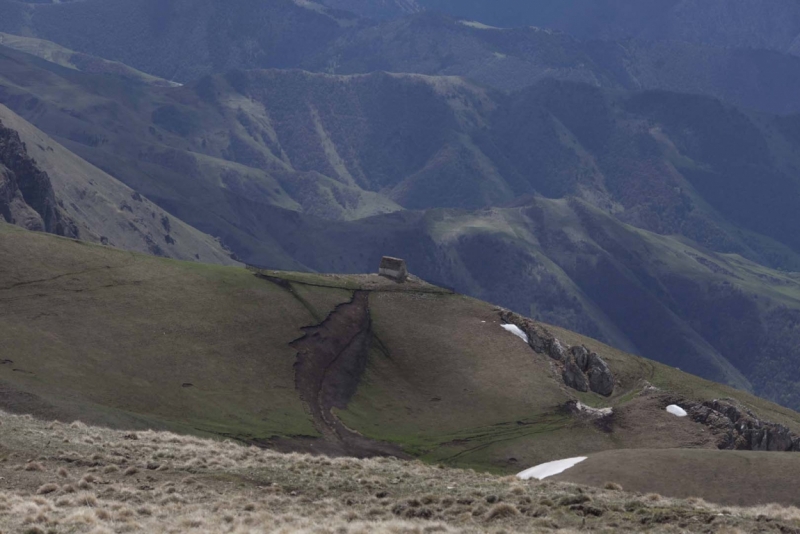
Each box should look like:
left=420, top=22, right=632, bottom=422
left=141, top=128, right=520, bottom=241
left=5, top=1, right=800, bottom=115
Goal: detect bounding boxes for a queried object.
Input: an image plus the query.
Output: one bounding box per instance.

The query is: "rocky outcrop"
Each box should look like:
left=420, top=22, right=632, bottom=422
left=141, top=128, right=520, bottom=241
left=499, top=309, right=615, bottom=396
left=587, top=353, right=615, bottom=396
left=563, top=355, right=590, bottom=392
left=682, top=398, right=800, bottom=452
left=0, top=164, right=44, bottom=231
left=0, top=121, right=76, bottom=237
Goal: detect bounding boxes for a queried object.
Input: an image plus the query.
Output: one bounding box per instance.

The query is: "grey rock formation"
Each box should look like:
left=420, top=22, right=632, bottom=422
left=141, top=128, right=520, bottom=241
left=549, top=338, right=567, bottom=361
left=0, top=164, right=45, bottom=231
left=562, top=355, right=589, bottom=392
left=0, top=121, right=76, bottom=237
left=685, top=399, right=800, bottom=452
left=498, top=309, right=615, bottom=396
left=587, top=353, right=615, bottom=396
left=571, top=345, right=590, bottom=371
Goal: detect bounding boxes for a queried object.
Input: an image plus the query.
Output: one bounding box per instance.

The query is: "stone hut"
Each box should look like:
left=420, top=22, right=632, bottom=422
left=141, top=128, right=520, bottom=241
left=379, top=256, right=408, bottom=282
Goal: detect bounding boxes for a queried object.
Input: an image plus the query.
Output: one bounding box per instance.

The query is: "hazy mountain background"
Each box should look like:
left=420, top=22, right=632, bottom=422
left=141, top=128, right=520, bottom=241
left=3, top=0, right=800, bottom=408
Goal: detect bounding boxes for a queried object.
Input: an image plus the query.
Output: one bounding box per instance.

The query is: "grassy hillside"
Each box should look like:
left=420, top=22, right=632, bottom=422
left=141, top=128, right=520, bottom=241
left=0, top=32, right=179, bottom=87
left=3, top=222, right=800, bottom=475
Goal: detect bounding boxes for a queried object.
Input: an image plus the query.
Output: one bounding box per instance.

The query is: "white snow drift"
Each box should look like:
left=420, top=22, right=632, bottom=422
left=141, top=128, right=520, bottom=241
left=666, top=404, right=688, bottom=417
left=516, top=457, right=588, bottom=481
left=501, top=324, right=529, bottom=343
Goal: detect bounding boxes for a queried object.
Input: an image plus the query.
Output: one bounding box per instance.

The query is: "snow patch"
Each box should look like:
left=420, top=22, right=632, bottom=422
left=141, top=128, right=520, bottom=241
left=666, top=404, right=688, bottom=417
left=458, top=20, right=502, bottom=30
left=501, top=324, right=529, bottom=343
left=517, top=457, right=587, bottom=481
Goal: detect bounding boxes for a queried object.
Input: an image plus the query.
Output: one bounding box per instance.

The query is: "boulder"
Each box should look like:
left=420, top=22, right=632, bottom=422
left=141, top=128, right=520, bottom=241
left=562, top=355, right=589, bottom=392
left=549, top=338, right=567, bottom=361
left=587, top=353, right=614, bottom=396
left=526, top=326, right=550, bottom=354
left=570, top=345, right=590, bottom=371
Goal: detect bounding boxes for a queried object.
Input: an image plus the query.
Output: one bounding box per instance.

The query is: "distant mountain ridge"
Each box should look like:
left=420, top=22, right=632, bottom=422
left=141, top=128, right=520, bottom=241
left=3, top=1, right=800, bottom=114
left=418, top=0, right=800, bottom=56
left=318, top=0, right=421, bottom=19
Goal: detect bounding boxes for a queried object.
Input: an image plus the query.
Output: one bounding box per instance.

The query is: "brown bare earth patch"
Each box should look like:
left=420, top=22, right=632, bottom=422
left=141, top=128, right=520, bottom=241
left=552, top=448, right=800, bottom=507
left=609, top=394, right=719, bottom=450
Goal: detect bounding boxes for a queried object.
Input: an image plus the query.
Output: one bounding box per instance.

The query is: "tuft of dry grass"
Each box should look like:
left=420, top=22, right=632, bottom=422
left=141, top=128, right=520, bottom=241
left=0, top=410, right=796, bottom=533
left=35, top=483, right=58, bottom=495
left=486, top=503, right=520, bottom=520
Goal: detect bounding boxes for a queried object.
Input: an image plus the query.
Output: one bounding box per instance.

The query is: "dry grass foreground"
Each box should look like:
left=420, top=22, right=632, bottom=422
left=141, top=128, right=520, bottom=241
left=0, top=412, right=799, bottom=533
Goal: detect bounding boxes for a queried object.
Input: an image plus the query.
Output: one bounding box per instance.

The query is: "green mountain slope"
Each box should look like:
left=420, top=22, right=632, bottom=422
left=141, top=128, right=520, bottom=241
left=4, top=221, right=800, bottom=473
